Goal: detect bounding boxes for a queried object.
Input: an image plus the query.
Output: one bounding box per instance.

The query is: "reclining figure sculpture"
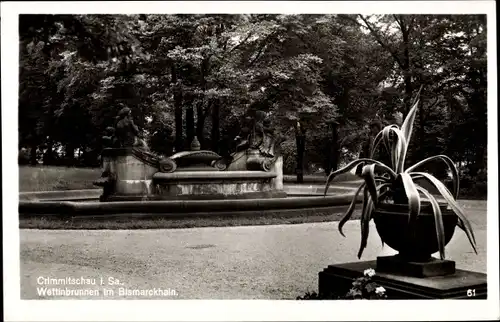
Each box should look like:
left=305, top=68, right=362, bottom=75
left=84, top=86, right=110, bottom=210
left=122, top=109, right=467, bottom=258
left=214, top=109, right=283, bottom=172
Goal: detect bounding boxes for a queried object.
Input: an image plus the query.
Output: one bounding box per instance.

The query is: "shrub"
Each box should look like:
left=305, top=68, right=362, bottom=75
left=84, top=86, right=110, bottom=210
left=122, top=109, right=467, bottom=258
left=18, top=148, right=31, bottom=165
left=297, top=268, right=388, bottom=300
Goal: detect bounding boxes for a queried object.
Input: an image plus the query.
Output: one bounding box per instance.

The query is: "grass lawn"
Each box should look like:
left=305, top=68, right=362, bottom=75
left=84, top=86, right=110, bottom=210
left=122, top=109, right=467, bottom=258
left=19, top=206, right=359, bottom=230
left=19, top=165, right=358, bottom=192
left=19, top=166, right=101, bottom=192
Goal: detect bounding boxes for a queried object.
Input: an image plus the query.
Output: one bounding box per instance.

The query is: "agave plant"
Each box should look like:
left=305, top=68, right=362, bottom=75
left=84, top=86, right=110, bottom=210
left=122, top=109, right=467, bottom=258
left=324, top=93, right=477, bottom=260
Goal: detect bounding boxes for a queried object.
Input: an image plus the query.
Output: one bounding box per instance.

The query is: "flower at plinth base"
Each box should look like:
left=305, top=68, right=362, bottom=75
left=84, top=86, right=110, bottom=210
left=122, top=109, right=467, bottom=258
left=375, top=286, right=386, bottom=295
left=363, top=268, right=376, bottom=277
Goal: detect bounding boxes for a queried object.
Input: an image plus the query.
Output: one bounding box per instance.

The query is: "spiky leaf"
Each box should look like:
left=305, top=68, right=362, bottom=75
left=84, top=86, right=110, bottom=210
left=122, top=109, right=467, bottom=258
left=338, top=183, right=366, bottom=237
left=401, top=99, right=419, bottom=146
left=400, top=172, right=421, bottom=228
left=324, top=158, right=397, bottom=196
left=411, top=172, right=477, bottom=253
left=361, top=164, right=379, bottom=207
left=358, top=188, right=374, bottom=259
left=406, top=155, right=460, bottom=199
left=417, top=186, right=446, bottom=260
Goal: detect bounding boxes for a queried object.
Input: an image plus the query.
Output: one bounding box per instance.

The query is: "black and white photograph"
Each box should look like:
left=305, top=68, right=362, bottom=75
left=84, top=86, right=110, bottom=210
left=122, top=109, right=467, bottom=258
left=2, top=1, right=498, bottom=321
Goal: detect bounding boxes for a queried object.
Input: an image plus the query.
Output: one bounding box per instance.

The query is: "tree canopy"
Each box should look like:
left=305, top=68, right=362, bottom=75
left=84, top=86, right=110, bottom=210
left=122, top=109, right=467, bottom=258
left=19, top=14, right=487, bottom=180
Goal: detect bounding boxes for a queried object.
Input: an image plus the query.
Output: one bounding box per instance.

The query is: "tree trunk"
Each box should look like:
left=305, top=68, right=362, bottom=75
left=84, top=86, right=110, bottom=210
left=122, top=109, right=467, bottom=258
left=324, top=122, right=339, bottom=175
left=186, top=106, right=195, bottom=149
left=211, top=100, right=220, bottom=153
left=338, top=88, right=349, bottom=117
left=196, top=102, right=205, bottom=149
left=172, top=65, right=183, bottom=153
left=401, top=19, right=413, bottom=118
left=30, top=145, right=38, bottom=165
left=403, top=73, right=413, bottom=117
left=65, top=145, right=75, bottom=166
left=296, top=123, right=305, bottom=183
left=43, top=141, right=54, bottom=165
left=197, top=58, right=210, bottom=150
left=416, top=106, right=426, bottom=164
left=477, top=147, right=486, bottom=173
left=330, top=122, right=340, bottom=173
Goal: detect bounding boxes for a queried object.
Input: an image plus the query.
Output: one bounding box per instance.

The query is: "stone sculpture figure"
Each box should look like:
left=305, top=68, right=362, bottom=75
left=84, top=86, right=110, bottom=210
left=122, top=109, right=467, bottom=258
left=259, top=117, right=276, bottom=158
left=234, top=116, right=253, bottom=152
left=235, top=111, right=276, bottom=157
left=249, top=111, right=266, bottom=148
left=216, top=109, right=282, bottom=171
left=109, top=105, right=147, bottom=150
left=102, top=127, right=118, bottom=148
left=115, top=106, right=140, bottom=148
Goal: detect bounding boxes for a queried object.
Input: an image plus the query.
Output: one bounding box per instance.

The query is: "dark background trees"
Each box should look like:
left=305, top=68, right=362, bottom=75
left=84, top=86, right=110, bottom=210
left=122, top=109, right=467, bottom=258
left=18, top=14, right=488, bottom=185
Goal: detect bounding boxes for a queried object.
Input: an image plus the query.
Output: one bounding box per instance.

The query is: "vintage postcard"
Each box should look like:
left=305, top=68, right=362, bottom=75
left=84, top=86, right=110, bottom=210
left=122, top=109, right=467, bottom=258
left=2, top=1, right=498, bottom=321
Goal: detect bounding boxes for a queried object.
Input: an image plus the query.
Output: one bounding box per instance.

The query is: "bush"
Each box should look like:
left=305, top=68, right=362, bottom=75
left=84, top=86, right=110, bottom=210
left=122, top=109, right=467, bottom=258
left=457, top=168, right=487, bottom=200
left=281, top=139, right=298, bottom=174
left=18, top=148, right=31, bottom=165
left=460, top=181, right=487, bottom=200
left=297, top=268, right=388, bottom=300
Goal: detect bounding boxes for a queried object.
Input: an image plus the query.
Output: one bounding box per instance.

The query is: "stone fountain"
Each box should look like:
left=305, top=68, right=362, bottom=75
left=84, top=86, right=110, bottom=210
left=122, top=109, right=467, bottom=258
left=20, top=106, right=358, bottom=221
left=94, top=107, right=285, bottom=202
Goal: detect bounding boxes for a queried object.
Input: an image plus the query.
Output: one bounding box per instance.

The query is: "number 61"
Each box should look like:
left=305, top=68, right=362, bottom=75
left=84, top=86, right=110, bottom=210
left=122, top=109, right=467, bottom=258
left=467, top=289, right=476, bottom=297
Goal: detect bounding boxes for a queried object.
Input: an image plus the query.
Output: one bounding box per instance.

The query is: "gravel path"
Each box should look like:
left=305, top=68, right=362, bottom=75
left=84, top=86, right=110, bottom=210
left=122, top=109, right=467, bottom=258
left=20, top=201, right=487, bottom=300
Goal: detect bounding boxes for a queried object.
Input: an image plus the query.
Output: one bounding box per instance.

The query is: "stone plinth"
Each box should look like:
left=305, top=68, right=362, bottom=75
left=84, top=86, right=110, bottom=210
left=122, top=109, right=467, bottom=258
left=319, top=261, right=487, bottom=299
left=152, top=170, right=286, bottom=200
left=377, top=255, right=456, bottom=277
left=270, top=156, right=284, bottom=191
left=101, top=149, right=157, bottom=198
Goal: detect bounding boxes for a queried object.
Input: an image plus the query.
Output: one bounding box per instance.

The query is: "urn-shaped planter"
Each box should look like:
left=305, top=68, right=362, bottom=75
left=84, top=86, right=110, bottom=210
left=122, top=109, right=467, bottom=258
left=373, top=202, right=458, bottom=262
left=323, top=92, right=477, bottom=266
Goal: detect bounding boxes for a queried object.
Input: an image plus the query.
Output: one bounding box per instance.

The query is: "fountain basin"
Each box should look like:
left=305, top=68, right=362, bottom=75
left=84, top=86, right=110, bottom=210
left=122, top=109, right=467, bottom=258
left=18, top=185, right=362, bottom=229
left=19, top=193, right=360, bottom=218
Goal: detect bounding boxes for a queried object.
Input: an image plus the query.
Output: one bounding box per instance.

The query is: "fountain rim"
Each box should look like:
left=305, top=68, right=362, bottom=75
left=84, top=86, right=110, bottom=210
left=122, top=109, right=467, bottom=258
left=152, top=171, right=277, bottom=180
left=18, top=193, right=360, bottom=217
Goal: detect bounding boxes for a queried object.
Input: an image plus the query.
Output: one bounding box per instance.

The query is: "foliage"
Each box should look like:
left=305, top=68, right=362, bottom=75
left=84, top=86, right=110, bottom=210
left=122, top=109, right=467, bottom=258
left=297, top=268, right=387, bottom=300
left=344, top=269, right=387, bottom=300
left=19, top=14, right=487, bottom=184
left=324, top=91, right=477, bottom=259
left=348, top=14, right=487, bottom=170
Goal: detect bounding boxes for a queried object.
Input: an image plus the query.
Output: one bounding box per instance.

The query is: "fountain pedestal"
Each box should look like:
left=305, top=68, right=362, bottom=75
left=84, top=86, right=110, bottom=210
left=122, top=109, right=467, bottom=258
left=94, top=109, right=286, bottom=202
left=95, top=148, right=285, bottom=201
left=99, top=149, right=157, bottom=197
left=153, top=170, right=285, bottom=200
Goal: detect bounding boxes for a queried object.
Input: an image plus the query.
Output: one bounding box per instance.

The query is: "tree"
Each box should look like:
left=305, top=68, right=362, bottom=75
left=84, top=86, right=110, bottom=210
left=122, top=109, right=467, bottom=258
left=19, top=14, right=143, bottom=165
left=346, top=14, right=487, bottom=175
left=18, top=14, right=487, bottom=178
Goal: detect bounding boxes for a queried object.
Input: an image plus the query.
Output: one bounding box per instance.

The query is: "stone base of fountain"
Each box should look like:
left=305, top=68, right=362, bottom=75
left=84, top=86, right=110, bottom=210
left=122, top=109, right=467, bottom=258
left=151, top=170, right=286, bottom=200
left=94, top=148, right=285, bottom=201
